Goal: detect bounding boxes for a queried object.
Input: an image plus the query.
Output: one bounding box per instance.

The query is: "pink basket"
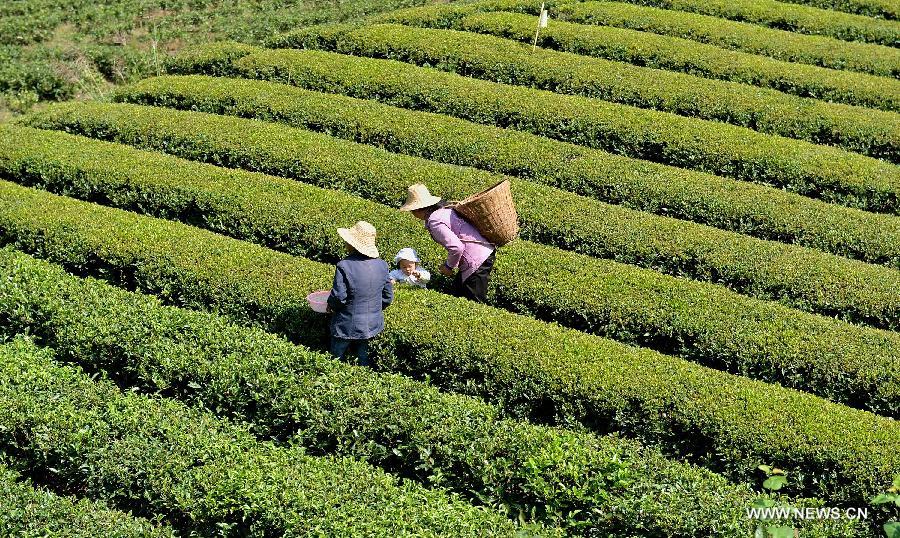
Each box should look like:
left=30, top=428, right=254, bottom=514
left=306, top=290, right=330, bottom=313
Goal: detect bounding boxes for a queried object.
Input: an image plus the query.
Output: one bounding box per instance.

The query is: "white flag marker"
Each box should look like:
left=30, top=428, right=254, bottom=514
left=532, top=2, right=548, bottom=51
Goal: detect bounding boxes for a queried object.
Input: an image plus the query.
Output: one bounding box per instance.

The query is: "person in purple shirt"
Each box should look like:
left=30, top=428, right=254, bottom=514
left=399, top=184, right=496, bottom=303
left=326, top=221, right=393, bottom=367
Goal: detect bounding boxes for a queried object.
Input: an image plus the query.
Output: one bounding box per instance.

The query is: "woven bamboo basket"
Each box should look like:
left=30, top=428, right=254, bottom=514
left=452, top=180, right=519, bottom=247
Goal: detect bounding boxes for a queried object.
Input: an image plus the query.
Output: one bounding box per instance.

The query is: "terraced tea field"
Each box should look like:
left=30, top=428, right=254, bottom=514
left=0, top=0, right=898, bottom=536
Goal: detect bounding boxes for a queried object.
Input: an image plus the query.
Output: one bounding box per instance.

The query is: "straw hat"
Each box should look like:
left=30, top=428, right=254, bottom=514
left=399, top=183, right=442, bottom=212
left=337, top=221, right=380, bottom=258
left=393, top=247, right=420, bottom=264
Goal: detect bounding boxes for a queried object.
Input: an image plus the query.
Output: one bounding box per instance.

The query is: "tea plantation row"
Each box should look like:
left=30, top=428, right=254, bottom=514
left=0, top=180, right=897, bottom=511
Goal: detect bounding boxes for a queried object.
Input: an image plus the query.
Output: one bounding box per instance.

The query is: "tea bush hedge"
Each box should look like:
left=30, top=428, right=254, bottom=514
left=21, top=103, right=900, bottom=334
left=270, top=23, right=900, bottom=161
left=0, top=180, right=897, bottom=510
left=0, top=462, right=175, bottom=537
left=384, top=5, right=900, bottom=114
left=4, top=122, right=900, bottom=416
left=168, top=44, right=900, bottom=214
left=0, top=337, right=523, bottom=537
left=603, top=0, right=900, bottom=45
left=163, top=41, right=260, bottom=77
left=0, top=246, right=793, bottom=537
left=777, top=0, right=898, bottom=20
left=552, top=1, right=900, bottom=77
left=116, top=75, right=900, bottom=270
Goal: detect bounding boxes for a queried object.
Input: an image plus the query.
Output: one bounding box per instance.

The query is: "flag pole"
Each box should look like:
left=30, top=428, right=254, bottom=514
left=532, top=1, right=545, bottom=51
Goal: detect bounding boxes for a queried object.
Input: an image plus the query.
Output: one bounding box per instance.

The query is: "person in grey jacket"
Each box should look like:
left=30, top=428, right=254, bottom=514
left=326, top=221, right=393, bottom=367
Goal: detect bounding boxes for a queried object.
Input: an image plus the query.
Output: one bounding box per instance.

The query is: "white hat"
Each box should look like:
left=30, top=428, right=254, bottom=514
left=399, top=183, right=442, bottom=212
left=393, top=247, right=420, bottom=264
left=337, top=221, right=380, bottom=258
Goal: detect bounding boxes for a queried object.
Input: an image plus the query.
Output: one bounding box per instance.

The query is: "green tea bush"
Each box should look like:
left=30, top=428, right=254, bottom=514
left=604, top=0, right=900, bottom=45
left=0, top=246, right=792, bottom=537
left=552, top=1, right=900, bottom=77
left=6, top=120, right=900, bottom=416
left=0, top=180, right=897, bottom=511
left=164, top=41, right=260, bottom=77
left=0, top=337, right=523, bottom=537
left=0, top=7, right=60, bottom=46
left=0, top=462, right=175, bottom=537
left=168, top=43, right=900, bottom=214
left=21, top=102, right=900, bottom=335
left=0, top=45, right=72, bottom=101
left=270, top=23, right=900, bottom=161
left=385, top=5, right=900, bottom=114
left=116, top=74, right=900, bottom=271
left=777, top=0, right=898, bottom=20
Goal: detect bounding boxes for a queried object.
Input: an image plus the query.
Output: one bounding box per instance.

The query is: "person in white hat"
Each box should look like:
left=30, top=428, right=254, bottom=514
left=399, top=184, right=495, bottom=303
left=326, top=221, right=393, bottom=367
left=389, top=247, right=431, bottom=288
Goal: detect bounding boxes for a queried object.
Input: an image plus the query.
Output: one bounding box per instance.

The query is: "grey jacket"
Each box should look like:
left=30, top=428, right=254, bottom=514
left=327, top=253, right=393, bottom=339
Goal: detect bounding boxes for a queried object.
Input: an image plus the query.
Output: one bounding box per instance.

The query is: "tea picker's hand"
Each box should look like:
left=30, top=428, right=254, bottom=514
left=439, top=264, right=454, bottom=277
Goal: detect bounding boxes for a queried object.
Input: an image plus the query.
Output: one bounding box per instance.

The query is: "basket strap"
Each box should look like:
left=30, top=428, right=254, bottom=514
left=460, top=238, right=496, bottom=248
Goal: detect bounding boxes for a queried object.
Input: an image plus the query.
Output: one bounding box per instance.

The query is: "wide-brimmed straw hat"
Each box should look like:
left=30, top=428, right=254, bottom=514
left=337, top=221, right=380, bottom=258
left=399, top=183, right=442, bottom=212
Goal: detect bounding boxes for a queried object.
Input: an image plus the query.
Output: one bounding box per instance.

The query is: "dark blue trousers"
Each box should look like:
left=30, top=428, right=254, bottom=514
left=330, top=337, right=371, bottom=367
